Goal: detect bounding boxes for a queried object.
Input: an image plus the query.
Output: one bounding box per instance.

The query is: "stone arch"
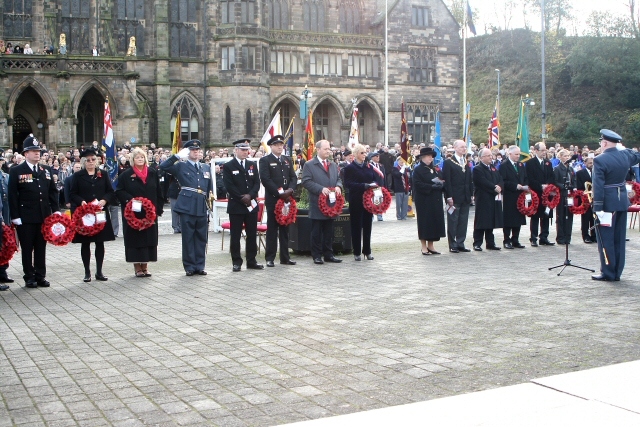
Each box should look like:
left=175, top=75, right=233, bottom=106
left=72, top=79, right=117, bottom=120
left=269, top=92, right=300, bottom=115
left=170, top=91, right=204, bottom=123
left=311, top=93, right=347, bottom=126
left=7, top=77, right=56, bottom=119
left=356, top=95, right=384, bottom=127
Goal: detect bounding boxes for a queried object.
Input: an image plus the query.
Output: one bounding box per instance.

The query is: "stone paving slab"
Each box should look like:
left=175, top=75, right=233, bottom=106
left=1, top=206, right=640, bottom=426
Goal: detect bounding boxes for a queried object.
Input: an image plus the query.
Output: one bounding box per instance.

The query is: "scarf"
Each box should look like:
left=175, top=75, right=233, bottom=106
left=132, top=164, right=148, bottom=184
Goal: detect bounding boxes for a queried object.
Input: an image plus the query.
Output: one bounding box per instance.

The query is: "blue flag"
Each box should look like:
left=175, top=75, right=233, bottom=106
left=433, top=112, right=443, bottom=168
left=467, top=2, right=477, bottom=36
left=102, top=99, right=118, bottom=189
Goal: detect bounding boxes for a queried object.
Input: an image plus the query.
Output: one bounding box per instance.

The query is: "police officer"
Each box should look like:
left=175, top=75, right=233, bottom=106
left=223, top=139, right=263, bottom=272
left=8, top=135, right=60, bottom=288
left=591, top=129, right=640, bottom=281
left=159, top=140, right=212, bottom=276
left=259, top=135, right=297, bottom=267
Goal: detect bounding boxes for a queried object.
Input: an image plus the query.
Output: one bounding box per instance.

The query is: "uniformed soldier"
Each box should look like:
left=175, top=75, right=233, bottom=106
left=591, top=129, right=640, bottom=281
left=8, top=135, right=60, bottom=288
left=159, top=140, right=212, bottom=276
left=223, top=139, right=263, bottom=272
left=259, top=135, right=297, bottom=267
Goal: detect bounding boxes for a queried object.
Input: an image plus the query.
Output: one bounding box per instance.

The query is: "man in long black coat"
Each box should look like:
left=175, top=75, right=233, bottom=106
left=472, top=148, right=504, bottom=251
left=576, top=156, right=595, bottom=243
left=525, top=142, right=556, bottom=246
left=443, top=140, right=473, bottom=253
left=499, top=146, right=529, bottom=249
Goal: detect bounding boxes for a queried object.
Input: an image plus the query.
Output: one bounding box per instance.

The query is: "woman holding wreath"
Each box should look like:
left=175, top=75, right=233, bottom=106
left=343, top=144, right=378, bottom=261
left=69, top=149, right=117, bottom=282
left=116, top=148, right=164, bottom=277
left=412, top=147, right=446, bottom=255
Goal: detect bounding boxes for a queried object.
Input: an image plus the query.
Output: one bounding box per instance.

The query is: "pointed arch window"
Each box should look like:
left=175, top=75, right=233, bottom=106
left=170, top=0, right=198, bottom=58
left=339, top=0, right=361, bottom=34
left=245, top=110, right=253, bottom=137
left=267, top=0, right=289, bottom=30
left=115, top=0, right=145, bottom=55
left=303, top=0, right=324, bottom=32
left=225, top=106, right=232, bottom=130
left=3, top=0, right=33, bottom=39
left=171, top=96, right=200, bottom=141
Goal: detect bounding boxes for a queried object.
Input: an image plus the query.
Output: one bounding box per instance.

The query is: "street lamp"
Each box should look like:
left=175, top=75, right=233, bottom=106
left=524, top=94, right=535, bottom=143
left=300, top=84, right=313, bottom=120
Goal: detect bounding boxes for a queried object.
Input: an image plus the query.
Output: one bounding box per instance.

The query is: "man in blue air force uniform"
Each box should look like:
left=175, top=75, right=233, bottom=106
left=591, top=129, right=640, bottom=281
left=159, top=139, right=212, bottom=276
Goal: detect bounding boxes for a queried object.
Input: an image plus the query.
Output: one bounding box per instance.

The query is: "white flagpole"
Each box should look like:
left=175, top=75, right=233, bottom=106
left=463, top=2, right=467, bottom=131
left=384, top=0, right=389, bottom=147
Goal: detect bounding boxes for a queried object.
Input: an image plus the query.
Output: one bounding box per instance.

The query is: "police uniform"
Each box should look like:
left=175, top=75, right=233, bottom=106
left=258, top=135, right=297, bottom=267
left=8, top=135, right=60, bottom=288
left=159, top=140, right=212, bottom=275
left=223, top=139, right=262, bottom=272
left=591, top=129, right=640, bottom=281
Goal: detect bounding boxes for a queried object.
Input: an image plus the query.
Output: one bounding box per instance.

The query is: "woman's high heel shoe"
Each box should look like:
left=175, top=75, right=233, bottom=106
left=83, top=273, right=91, bottom=283
left=95, top=273, right=108, bottom=281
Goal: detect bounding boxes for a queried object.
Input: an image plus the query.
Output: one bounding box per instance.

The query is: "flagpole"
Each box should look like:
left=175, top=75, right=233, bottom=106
left=463, top=2, right=467, bottom=132
left=384, top=0, right=389, bottom=147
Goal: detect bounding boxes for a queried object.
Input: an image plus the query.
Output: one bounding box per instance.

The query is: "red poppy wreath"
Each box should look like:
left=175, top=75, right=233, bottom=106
left=42, top=213, right=75, bottom=246
left=363, top=187, right=392, bottom=215
left=628, top=181, right=640, bottom=205
left=318, top=188, right=345, bottom=218
left=568, top=190, right=591, bottom=215
left=72, top=203, right=107, bottom=236
left=0, top=224, right=18, bottom=265
left=275, top=198, right=298, bottom=226
left=517, top=191, right=540, bottom=217
left=124, top=197, right=157, bottom=231
left=541, top=184, right=561, bottom=209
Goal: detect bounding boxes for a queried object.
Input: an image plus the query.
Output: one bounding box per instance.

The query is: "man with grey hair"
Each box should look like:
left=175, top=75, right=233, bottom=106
left=472, top=148, right=503, bottom=251
left=499, top=145, right=529, bottom=249
left=443, top=140, right=473, bottom=252
left=525, top=142, right=555, bottom=246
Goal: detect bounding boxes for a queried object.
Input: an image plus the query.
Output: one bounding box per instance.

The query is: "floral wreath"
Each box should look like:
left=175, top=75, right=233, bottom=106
left=0, top=224, right=18, bottom=265
left=42, top=214, right=75, bottom=246
left=628, top=181, right=640, bottom=205
left=318, top=187, right=345, bottom=218
left=275, top=198, right=298, bottom=226
left=72, top=203, right=107, bottom=236
left=363, top=187, right=392, bottom=215
left=124, top=197, right=157, bottom=231
left=541, top=184, right=561, bottom=209
left=568, top=190, right=591, bottom=215
left=517, top=191, right=540, bottom=217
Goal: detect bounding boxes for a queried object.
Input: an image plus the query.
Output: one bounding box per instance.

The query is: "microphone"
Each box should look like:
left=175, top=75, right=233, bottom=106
left=564, top=154, right=578, bottom=165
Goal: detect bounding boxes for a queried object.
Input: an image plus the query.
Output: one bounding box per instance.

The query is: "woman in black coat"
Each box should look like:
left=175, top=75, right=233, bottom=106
left=344, top=144, right=378, bottom=261
left=116, top=148, right=164, bottom=277
left=554, top=149, right=576, bottom=245
left=412, top=147, right=446, bottom=255
left=69, top=149, right=117, bottom=282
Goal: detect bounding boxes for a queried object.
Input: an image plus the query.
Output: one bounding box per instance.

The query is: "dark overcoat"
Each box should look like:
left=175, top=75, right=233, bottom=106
left=301, top=157, right=342, bottom=220
left=525, top=156, right=555, bottom=218
left=69, top=169, right=117, bottom=243
left=223, top=157, right=261, bottom=214
left=9, top=162, right=59, bottom=223
left=499, top=159, right=528, bottom=227
left=412, top=162, right=446, bottom=241
left=472, top=162, right=504, bottom=230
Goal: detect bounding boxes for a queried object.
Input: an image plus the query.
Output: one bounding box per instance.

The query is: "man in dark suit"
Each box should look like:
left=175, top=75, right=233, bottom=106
left=159, top=139, right=212, bottom=276
left=499, top=146, right=529, bottom=249
left=302, top=139, right=343, bottom=264
left=368, top=151, right=386, bottom=221
left=472, top=148, right=504, bottom=251
left=525, top=142, right=556, bottom=246
left=576, top=156, right=596, bottom=243
left=8, top=135, right=60, bottom=288
left=259, top=135, right=297, bottom=268
left=223, top=139, right=263, bottom=272
left=591, top=129, right=640, bottom=281
left=443, top=140, right=473, bottom=253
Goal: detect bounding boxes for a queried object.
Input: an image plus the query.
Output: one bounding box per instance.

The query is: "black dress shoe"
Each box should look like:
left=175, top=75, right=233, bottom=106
left=25, top=281, right=37, bottom=288
left=0, top=284, right=9, bottom=291
left=280, top=260, right=297, bottom=265
left=591, top=274, right=613, bottom=281
left=95, top=274, right=108, bottom=281
left=503, top=243, right=514, bottom=249
left=539, top=240, right=555, bottom=246
left=458, top=247, right=471, bottom=252
left=530, top=240, right=539, bottom=247
left=313, top=258, right=324, bottom=265
left=473, top=246, right=483, bottom=251
left=324, top=256, right=342, bottom=263
left=583, top=238, right=593, bottom=244
left=232, top=265, right=241, bottom=272
left=247, top=263, right=264, bottom=270
left=196, top=270, right=207, bottom=275
left=37, top=280, right=50, bottom=287
left=512, top=242, right=526, bottom=249
left=449, top=248, right=459, bottom=253
left=365, top=254, right=374, bottom=260
left=354, top=255, right=362, bottom=261
left=266, top=261, right=275, bottom=267
left=487, top=245, right=501, bottom=251
left=0, top=275, right=14, bottom=283
left=426, top=249, right=440, bottom=255
left=186, top=271, right=195, bottom=276
left=83, top=274, right=91, bottom=283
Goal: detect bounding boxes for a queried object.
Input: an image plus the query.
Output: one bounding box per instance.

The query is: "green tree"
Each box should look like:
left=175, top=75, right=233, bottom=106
left=525, top=0, right=573, bottom=33
left=585, top=11, right=634, bottom=37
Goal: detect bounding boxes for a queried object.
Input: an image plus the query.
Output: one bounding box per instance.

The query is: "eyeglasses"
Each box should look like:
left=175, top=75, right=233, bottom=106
left=85, top=158, right=97, bottom=162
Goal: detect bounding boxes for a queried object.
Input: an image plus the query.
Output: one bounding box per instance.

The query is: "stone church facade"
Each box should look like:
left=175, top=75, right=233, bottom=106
left=0, top=0, right=460, bottom=152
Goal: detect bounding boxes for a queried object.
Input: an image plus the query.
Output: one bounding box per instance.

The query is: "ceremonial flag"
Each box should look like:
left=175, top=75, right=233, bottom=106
left=347, top=107, right=359, bottom=150
left=462, top=102, right=472, bottom=153
left=102, top=98, right=118, bottom=189
left=171, top=111, right=182, bottom=154
left=515, top=97, right=530, bottom=161
left=304, top=110, right=315, bottom=161
left=400, top=98, right=410, bottom=164
left=466, top=1, right=477, bottom=36
left=487, top=101, right=500, bottom=148
left=260, top=110, right=282, bottom=155
left=433, top=111, right=443, bottom=168
left=284, top=117, right=295, bottom=156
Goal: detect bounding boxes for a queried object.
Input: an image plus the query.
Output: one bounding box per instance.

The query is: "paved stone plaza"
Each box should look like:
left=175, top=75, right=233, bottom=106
left=1, top=210, right=640, bottom=426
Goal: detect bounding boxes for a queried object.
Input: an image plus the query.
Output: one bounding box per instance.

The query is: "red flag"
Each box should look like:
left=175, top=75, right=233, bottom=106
left=305, top=111, right=315, bottom=161
left=400, top=98, right=409, bottom=163
left=487, top=101, right=500, bottom=148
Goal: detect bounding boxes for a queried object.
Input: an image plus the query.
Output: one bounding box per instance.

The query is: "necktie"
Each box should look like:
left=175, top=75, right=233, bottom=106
left=323, top=160, right=329, bottom=172
left=241, top=160, right=245, bottom=170
left=33, top=165, right=37, bottom=174
left=514, top=162, right=518, bottom=172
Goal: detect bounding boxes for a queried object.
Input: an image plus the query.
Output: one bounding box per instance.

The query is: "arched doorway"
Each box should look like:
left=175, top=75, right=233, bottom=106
left=312, top=101, right=342, bottom=144
left=76, top=88, right=106, bottom=147
left=13, top=87, right=47, bottom=152
left=356, top=102, right=378, bottom=146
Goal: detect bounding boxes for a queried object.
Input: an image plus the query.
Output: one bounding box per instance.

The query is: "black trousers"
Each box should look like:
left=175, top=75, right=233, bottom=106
left=349, top=203, right=373, bottom=256
left=180, top=213, right=208, bottom=272
left=581, top=212, right=596, bottom=241
left=556, top=203, right=573, bottom=244
left=473, top=228, right=496, bottom=247
left=265, top=206, right=291, bottom=262
left=16, top=223, right=47, bottom=283
left=503, top=226, right=521, bottom=244
left=230, top=210, right=258, bottom=266
left=530, top=212, right=550, bottom=241
left=311, top=219, right=334, bottom=259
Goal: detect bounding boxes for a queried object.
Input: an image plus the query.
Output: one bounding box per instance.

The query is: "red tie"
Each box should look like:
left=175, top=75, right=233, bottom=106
left=323, top=160, right=329, bottom=172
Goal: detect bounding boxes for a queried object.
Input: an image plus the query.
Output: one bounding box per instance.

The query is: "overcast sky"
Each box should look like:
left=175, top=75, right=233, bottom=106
left=467, top=0, right=630, bottom=35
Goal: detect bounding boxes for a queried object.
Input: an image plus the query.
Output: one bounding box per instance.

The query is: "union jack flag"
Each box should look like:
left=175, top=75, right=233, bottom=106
left=487, top=101, right=500, bottom=148
left=102, top=98, right=118, bottom=189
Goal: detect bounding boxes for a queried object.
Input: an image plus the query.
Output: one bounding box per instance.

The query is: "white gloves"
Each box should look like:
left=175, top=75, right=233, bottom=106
left=177, top=148, right=190, bottom=159
left=12, top=218, right=22, bottom=225
left=54, top=211, right=63, bottom=216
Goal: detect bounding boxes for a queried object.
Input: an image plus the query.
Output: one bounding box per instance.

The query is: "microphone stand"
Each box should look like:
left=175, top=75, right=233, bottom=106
left=549, top=162, right=595, bottom=276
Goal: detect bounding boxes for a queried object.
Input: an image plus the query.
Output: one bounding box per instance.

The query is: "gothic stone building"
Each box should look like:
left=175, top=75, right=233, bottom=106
left=0, top=0, right=460, bottom=152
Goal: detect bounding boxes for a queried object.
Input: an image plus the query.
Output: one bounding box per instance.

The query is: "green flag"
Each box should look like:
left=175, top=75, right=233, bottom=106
left=515, top=97, right=530, bottom=161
